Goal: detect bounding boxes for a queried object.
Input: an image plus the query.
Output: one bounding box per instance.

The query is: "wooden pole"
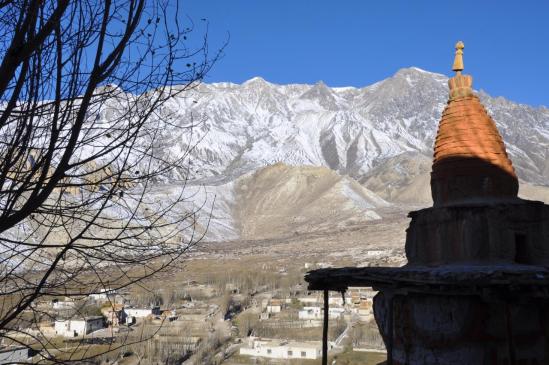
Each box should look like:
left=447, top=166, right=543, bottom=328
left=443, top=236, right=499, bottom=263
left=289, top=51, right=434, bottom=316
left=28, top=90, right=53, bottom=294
left=387, top=293, right=394, bottom=365
left=322, top=289, right=329, bottom=365
left=505, top=302, right=516, bottom=365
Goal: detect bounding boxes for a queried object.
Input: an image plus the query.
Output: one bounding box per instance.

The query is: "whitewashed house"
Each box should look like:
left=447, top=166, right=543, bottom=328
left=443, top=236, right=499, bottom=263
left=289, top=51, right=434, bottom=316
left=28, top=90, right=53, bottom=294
left=298, top=306, right=345, bottom=320
left=240, top=338, right=322, bottom=360
left=350, top=299, right=374, bottom=322
left=266, top=299, right=282, bottom=314
left=296, top=295, right=351, bottom=306
left=89, top=288, right=116, bottom=301
left=299, top=306, right=321, bottom=320
left=124, top=306, right=161, bottom=318
left=296, top=297, right=319, bottom=305
left=0, top=346, right=29, bottom=364
left=52, top=298, right=76, bottom=310
left=54, top=316, right=104, bottom=337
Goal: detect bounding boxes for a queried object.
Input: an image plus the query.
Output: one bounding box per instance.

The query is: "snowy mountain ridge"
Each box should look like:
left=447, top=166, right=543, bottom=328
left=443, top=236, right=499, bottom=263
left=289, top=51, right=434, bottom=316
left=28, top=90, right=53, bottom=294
left=5, top=68, right=548, bottom=244
left=161, top=67, right=548, bottom=187
left=137, top=67, right=549, bottom=241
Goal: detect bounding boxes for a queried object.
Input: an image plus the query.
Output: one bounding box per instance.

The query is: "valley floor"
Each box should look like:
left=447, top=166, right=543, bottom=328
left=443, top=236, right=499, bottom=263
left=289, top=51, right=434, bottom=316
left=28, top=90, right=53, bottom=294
left=14, top=211, right=416, bottom=364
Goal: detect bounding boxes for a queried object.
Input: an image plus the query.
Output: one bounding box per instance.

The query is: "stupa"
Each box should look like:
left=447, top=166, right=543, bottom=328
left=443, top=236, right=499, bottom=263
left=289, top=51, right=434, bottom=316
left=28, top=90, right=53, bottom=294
left=306, top=42, right=549, bottom=364
left=407, top=42, right=548, bottom=267
left=431, top=40, right=518, bottom=207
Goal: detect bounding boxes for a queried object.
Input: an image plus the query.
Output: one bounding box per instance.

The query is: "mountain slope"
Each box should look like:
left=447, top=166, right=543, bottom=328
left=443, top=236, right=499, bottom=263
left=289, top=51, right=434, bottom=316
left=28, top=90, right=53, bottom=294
left=157, top=67, right=548, bottom=189
left=361, top=152, right=433, bottom=205
left=361, top=152, right=549, bottom=207
left=154, top=67, right=549, bottom=240
left=233, top=163, right=388, bottom=240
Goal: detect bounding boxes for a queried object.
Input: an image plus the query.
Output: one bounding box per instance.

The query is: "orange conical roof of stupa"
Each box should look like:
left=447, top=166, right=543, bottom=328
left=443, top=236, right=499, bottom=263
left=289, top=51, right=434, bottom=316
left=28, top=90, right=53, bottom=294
left=430, top=42, right=518, bottom=206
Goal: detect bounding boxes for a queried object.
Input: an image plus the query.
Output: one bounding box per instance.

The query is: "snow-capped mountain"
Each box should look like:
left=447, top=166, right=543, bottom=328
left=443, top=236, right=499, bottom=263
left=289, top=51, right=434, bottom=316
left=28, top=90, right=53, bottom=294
left=163, top=67, right=549, bottom=188
left=146, top=67, right=549, bottom=240
left=6, top=67, right=547, bottom=244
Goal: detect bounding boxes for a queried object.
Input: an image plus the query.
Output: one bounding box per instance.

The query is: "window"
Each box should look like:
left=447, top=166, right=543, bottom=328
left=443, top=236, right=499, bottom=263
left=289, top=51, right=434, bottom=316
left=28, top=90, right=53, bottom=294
left=514, top=232, right=528, bottom=264
left=288, top=350, right=293, bottom=356
left=301, top=351, right=307, bottom=357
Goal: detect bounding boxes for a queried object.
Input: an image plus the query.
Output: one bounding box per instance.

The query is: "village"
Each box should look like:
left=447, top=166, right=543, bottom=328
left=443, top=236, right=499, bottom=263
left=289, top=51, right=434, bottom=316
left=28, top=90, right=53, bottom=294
left=0, top=252, right=392, bottom=365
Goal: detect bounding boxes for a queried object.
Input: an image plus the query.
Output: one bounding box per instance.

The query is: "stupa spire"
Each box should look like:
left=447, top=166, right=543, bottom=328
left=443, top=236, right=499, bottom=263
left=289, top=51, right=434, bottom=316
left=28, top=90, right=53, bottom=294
left=452, top=41, right=464, bottom=73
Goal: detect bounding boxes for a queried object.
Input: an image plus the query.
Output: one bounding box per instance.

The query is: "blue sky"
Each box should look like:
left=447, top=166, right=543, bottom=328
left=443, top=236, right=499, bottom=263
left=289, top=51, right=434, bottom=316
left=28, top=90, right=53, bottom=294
left=184, top=1, right=549, bottom=107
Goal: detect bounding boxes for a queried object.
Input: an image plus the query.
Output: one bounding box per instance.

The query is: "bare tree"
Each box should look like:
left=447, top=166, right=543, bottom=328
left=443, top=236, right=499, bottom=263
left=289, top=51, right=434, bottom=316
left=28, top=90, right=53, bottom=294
left=0, top=0, right=222, bottom=362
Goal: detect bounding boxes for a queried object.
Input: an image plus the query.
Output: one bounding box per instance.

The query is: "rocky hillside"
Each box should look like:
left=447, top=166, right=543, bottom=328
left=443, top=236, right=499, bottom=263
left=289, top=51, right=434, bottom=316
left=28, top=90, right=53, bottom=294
left=159, top=67, right=548, bottom=189
left=233, top=163, right=388, bottom=240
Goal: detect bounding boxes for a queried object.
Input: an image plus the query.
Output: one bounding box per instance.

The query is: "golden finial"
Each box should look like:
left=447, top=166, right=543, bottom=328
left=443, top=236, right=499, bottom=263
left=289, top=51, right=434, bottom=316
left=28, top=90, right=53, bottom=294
left=452, top=41, right=464, bottom=74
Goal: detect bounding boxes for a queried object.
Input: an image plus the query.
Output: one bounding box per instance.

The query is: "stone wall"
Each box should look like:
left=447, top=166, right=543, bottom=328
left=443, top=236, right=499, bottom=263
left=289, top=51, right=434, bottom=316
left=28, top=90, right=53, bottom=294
left=374, top=291, right=549, bottom=364
left=405, top=200, right=549, bottom=266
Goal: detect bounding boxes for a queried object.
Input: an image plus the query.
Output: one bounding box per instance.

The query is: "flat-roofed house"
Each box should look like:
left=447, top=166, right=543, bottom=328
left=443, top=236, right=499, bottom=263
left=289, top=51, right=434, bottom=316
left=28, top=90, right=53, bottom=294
left=51, top=297, right=76, bottom=310
left=54, top=316, right=104, bottom=337
left=240, top=338, right=322, bottom=360
left=266, top=299, right=282, bottom=314
left=89, top=288, right=116, bottom=302
left=298, top=306, right=345, bottom=320
left=124, top=306, right=161, bottom=318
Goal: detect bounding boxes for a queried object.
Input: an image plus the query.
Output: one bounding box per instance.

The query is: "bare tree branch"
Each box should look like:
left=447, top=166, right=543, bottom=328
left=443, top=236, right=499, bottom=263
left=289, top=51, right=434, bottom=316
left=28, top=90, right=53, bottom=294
left=0, top=1, right=225, bottom=362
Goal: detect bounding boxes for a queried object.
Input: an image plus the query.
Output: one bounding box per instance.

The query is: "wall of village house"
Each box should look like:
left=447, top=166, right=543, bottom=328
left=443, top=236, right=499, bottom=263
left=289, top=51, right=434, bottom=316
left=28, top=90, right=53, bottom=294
left=54, top=318, right=103, bottom=337
left=240, top=341, right=320, bottom=360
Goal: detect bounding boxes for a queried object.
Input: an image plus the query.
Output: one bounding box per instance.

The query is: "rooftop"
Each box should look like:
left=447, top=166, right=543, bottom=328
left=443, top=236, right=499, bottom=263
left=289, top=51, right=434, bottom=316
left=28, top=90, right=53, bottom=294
left=246, top=338, right=321, bottom=349
left=56, top=316, right=104, bottom=322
